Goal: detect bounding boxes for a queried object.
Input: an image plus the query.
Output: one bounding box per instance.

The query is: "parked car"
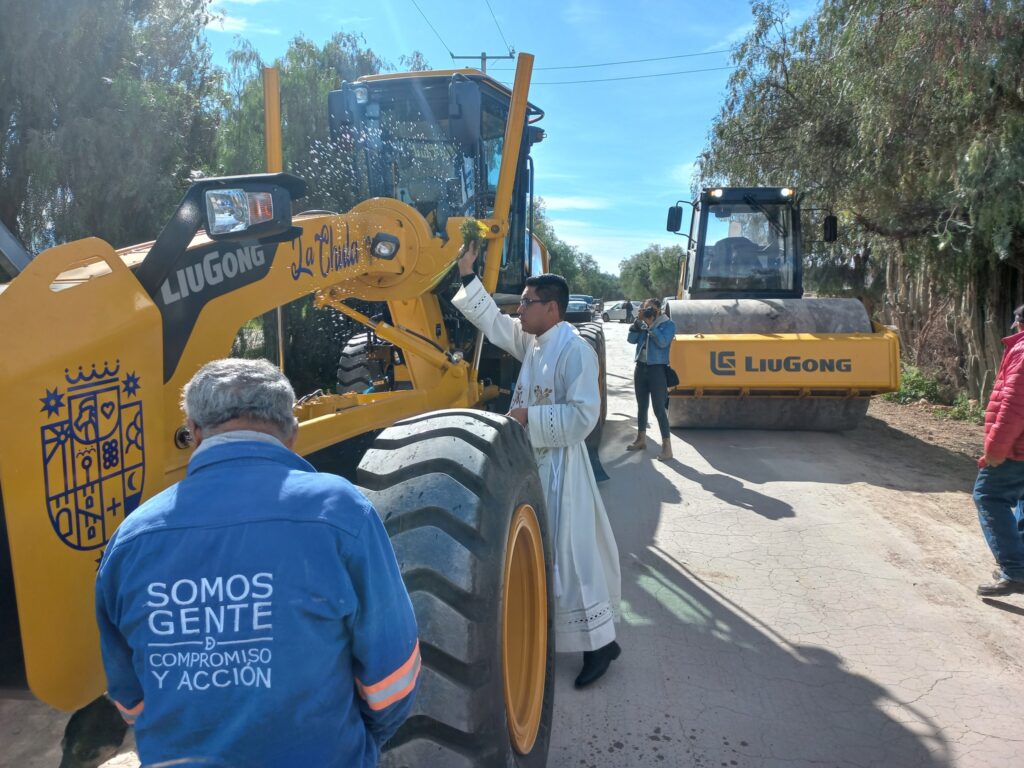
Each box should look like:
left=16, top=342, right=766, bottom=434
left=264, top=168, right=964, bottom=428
left=565, top=299, right=594, bottom=323
left=602, top=300, right=639, bottom=323
left=569, top=294, right=596, bottom=319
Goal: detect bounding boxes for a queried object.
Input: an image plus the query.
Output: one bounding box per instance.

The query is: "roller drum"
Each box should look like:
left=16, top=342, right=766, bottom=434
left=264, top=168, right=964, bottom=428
left=665, top=298, right=874, bottom=431
left=668, top=396, right=870, bottom=431
left=665, top=298, right=872, bottom=334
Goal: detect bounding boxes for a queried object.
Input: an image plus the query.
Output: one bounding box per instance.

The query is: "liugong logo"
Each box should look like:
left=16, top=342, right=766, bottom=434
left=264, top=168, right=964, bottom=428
left=710, top=351, right=853, bottom=376
left=710, top=351, right=736, bottom=376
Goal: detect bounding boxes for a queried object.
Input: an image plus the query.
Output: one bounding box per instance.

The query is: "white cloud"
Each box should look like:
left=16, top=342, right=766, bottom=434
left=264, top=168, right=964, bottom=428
left=219, top=0, right=277, bottom=4
left=541, top=195, right=613, bottom=211
left=704, top=22, right=753, bottom=52
left=209, top=13, right=279, bottom=35
left=671, top=162, right=698, bottom=186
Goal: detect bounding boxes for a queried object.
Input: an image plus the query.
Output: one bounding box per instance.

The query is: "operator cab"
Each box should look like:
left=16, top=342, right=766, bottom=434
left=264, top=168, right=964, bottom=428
left=668, top=187, right=804, bottom=300
left=328, top=70, right=545, bottom=295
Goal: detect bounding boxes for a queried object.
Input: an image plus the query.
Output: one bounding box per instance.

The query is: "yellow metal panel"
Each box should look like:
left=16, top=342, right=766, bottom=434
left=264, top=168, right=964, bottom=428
left=484, top=53, right=534, bottom=293
left=669, top=327, right=901, bottom=392
left=263, top=67, right=282, bottom=173
left=0, top=239, right=164, bottom=710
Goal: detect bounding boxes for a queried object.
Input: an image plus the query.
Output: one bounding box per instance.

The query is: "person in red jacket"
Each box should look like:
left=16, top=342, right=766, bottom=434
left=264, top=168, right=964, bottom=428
left=974, top=305, right=1024, bottom=596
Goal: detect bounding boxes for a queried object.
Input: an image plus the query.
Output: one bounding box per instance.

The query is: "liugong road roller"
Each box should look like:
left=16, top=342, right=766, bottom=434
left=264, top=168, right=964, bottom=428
left=664, top=186, right=900, bottom=430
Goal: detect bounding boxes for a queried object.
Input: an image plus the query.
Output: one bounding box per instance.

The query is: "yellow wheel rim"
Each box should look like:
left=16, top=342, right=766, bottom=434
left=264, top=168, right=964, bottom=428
left=502, top=503, right=548, bottom=754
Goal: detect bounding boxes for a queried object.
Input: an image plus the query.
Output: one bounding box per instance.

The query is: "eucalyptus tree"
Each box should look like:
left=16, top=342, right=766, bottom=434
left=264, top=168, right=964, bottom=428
left=700, top=0, right=1024, bottom=396
left=618, top=244, right=685, bottom=301
left=0, top=0, right=219, bottom=251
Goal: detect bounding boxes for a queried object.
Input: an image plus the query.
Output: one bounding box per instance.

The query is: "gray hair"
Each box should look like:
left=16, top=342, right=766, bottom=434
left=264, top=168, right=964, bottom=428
left=182, top=358, right=297, bottom=437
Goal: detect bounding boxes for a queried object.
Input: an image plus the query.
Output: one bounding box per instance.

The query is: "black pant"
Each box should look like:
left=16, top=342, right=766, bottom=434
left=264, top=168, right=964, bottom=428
left=634, top=362, right=671, bottom=439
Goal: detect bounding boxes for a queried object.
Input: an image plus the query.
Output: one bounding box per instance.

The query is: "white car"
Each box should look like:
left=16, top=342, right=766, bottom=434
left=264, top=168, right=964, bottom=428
left=602, top=300, right=638, bottom=323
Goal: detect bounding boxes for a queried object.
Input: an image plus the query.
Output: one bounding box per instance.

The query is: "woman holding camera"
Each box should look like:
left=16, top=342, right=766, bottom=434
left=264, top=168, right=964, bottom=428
left=627, top=298, right=677, bottom=460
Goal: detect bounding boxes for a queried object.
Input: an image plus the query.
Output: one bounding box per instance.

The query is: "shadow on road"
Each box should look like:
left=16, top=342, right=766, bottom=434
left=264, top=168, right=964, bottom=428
left=672, top=416, right=975, bottom=495
left=595, top=418, right=953, bottom=766
left=605, top=413, right=794, bottom=520
left=981, top=597, right=1024, bottom=618
left=659, top=457, right=795, bottom=520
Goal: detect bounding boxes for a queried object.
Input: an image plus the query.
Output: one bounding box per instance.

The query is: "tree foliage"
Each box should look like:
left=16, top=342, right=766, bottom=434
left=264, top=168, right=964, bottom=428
left=699, top=0, right=1024, bottom=395
left=619, top=244, right=685, bottom=300
left=0, top=0, right=220, bottom=253
left=217, top=32, right=388, bottom=214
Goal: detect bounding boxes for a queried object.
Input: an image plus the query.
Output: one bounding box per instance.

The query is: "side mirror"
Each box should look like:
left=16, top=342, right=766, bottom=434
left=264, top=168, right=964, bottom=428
left=449, top=77, right=482, bottom=149
left=823, top=214, right=838, bottom=242
left=666, top=206, right=683, bottom=233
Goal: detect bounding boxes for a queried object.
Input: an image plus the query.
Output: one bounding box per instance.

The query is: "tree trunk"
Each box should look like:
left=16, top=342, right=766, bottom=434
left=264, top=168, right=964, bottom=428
left=883, top=249, right=1022, bottom=402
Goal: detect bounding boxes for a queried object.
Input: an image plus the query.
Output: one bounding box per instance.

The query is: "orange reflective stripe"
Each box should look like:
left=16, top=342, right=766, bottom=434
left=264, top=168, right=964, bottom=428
left=357, top=640, right=420, bottom=697
left=366, top=654, right=421, bottom=711
left=356, top=641, right=421, bottom=710
left=114, top=698, right=144, bottom=722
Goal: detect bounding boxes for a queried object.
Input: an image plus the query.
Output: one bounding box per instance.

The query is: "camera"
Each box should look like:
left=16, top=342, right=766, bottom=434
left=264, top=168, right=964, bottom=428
left=642, top=307, right=656, bottom=319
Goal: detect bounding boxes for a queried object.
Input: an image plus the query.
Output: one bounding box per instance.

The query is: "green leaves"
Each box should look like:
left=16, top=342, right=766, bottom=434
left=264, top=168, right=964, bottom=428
left=701, top=0, right=1024, bottom=278
left=0, top=0, right=220, bottom=252
left=618, top=245, right=684, bottom=301
left=698, top=0, right=1024, bottom=397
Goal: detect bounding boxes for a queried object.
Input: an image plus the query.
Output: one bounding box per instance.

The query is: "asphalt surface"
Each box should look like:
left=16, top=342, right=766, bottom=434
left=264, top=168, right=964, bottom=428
left=547, top=321, right=1024, bottom=768
left=3, top=319, right=1022, bottom=767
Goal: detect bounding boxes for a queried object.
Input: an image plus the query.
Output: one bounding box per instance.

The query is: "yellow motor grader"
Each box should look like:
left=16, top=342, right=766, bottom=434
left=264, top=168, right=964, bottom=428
left=664, top=186, right=900, bottom=430
left=0, top=54, right=605, bottom=767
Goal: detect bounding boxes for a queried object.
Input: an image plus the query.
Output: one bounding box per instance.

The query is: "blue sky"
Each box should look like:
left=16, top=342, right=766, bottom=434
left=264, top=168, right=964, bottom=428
left=205, top=0, right=807, bottom=274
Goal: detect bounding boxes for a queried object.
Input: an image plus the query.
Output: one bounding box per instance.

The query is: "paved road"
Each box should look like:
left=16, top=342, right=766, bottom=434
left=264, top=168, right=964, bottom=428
left=3, top=319, right=1022, bottom=768
left=547, top=320, right=1023, bottom=768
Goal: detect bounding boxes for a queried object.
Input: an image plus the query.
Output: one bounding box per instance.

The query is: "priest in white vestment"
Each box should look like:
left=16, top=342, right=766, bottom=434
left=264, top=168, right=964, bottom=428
left=452, top=243, right=623, bottom=688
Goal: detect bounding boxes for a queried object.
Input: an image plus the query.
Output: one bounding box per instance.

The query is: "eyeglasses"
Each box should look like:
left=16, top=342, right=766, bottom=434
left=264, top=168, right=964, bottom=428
left=518, top=298, right=552, bottom=308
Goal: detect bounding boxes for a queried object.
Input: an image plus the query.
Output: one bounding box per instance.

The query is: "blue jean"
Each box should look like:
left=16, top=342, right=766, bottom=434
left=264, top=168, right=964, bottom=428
left=634, top=362, right=671, bottom=439
left=973, top=460, right=1024, bottom=581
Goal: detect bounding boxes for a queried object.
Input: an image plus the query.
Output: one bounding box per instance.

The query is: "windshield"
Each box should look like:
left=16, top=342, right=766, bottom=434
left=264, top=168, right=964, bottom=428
left=341, top=85, right=462, bottom=230
left=335, top=82, right=509, bottom=234
left=695, top=201, right=797, bottom=292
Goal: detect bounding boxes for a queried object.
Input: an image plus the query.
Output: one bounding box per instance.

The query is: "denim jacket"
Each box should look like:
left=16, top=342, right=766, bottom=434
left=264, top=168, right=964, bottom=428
left=628, top=313, right=676, bottom=365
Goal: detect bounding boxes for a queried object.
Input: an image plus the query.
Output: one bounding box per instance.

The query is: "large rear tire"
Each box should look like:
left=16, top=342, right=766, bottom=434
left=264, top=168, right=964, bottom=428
left=575, top=322, right=607, bottom=450
left=358, top=410, right=555, bottom=768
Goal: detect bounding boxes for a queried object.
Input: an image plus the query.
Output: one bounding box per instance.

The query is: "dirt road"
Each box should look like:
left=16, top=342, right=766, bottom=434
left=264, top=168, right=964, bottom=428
left=3, top=320, right=1020, bottom=768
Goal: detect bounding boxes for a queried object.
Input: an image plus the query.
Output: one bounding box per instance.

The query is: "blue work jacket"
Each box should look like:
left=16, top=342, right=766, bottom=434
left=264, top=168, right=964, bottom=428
left=95, top=439, right=419, bottom=768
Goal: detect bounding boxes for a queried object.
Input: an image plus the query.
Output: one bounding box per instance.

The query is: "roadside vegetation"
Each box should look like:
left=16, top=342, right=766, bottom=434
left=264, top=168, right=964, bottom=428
left=694, top=0, right=1023, bottom=403
left=884, top=364, right=985, bottom=425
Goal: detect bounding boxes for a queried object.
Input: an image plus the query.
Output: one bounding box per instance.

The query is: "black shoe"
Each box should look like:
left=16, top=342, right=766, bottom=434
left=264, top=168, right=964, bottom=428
left=977, top=576, right=1024, bottom=597
left=574, top=641, right=621, bottom=688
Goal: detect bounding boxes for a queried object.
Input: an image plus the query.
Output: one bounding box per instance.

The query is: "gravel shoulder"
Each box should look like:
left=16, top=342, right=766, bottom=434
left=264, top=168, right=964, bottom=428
left=866, top=398, right=983, bottom=461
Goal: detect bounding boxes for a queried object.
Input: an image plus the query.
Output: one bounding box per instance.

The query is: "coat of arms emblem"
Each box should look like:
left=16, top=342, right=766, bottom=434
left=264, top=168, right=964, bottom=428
left=39, top=360, right=145, bottom=550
